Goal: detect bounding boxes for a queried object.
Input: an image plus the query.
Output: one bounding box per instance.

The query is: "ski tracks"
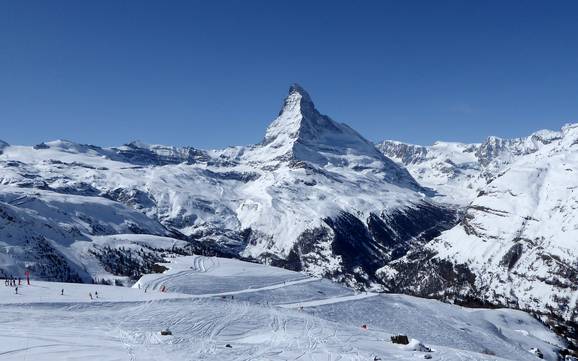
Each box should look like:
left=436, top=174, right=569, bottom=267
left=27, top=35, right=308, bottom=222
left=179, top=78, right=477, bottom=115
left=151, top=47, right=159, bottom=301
left=278, top=292, right=378, bottom=309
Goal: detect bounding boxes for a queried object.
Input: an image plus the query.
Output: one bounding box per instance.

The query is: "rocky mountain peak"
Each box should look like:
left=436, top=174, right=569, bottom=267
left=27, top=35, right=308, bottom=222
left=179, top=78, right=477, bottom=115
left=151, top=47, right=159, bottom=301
left=283, top=83, right=314, bottom=113
left=264, top=83, right=330, bottom=147
left=259, top=85, right=387, bottom=165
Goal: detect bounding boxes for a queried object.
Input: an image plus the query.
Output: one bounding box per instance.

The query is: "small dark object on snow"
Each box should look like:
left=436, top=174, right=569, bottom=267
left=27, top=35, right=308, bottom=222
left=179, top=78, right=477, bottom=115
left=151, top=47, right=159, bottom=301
left=390, top=335, right=409, bottom=345
left=160, top=329, right=172, bottom=336
left=225, top=344, right=232, bottom=348
left=424, top=355, right=432, bottom=359
left=530, top=347, right=544, bottom=359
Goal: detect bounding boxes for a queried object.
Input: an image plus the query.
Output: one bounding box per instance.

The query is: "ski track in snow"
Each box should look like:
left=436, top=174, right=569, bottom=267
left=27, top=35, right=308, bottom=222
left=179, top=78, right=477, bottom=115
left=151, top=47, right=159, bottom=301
left=0, top=256, right=565, bottom=361
left=278, top=292, right=378, bottom=309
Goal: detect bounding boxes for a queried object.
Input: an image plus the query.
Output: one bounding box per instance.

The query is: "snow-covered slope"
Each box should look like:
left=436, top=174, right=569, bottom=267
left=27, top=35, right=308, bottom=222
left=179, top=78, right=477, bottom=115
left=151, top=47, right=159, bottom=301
left=379, top=124, right=578, bottom=337
left=0, top=84, right=456, bottom=288
left=0, top=256, right=568, bottom=360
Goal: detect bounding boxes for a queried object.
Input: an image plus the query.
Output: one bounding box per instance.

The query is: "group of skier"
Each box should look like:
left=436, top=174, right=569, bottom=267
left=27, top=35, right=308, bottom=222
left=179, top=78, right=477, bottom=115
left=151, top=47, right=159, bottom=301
left=3, top=271, right=30, bottom=295
left=4, top=277, right=21, bottom=287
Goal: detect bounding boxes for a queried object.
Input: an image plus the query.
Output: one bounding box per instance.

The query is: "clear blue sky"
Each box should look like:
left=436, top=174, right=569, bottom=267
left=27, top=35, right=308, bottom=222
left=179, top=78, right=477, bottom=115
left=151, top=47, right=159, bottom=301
left=1, top=1, right=578, bottom=148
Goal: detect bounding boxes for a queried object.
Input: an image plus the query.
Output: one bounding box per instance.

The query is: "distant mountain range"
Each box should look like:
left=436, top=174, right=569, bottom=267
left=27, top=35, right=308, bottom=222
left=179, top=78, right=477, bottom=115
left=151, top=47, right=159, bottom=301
left=0, top=85, right=576, bottom=345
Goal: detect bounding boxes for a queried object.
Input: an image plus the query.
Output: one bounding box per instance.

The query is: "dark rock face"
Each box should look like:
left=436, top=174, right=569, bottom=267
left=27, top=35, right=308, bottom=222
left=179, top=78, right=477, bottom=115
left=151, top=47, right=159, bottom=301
left=102, top=188, right=157, bottom=210
left=380, top=249, right=479, bottom=304
left=500, top=243, right=524, bottom=270
left=267, top=202, right=459, bottom=287
left=112, top=142, right=209, bottom=166
left=376, top=141, right=429, bottom=165
left=33, top=142, right=50, bottom=150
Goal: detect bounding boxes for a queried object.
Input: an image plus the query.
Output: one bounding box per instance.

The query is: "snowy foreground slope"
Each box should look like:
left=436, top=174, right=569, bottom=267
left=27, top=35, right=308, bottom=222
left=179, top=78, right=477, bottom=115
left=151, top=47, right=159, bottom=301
left=378, top=125, right=578, bottom=329
left=0, top=256, right=566, bottom=360
left=0, top=84, right=456, bottom=287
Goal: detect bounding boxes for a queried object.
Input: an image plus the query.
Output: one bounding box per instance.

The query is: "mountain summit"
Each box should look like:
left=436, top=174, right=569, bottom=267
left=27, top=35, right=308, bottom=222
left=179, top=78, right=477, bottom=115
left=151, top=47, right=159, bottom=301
left=259, top=84, right=386, bottom=167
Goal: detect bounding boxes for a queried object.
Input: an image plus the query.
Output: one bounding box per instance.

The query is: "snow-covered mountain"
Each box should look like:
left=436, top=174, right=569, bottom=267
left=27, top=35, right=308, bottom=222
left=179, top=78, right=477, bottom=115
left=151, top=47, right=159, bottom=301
left=376, top=129, right=564, bottom=204
left=0, top=84, right=456, bottom=288
left=378, top=124, right=578, bottom=346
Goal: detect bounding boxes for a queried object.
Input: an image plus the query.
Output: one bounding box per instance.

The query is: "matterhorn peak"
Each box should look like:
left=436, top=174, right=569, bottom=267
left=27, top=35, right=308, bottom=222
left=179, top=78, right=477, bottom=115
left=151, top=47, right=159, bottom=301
left=273, top=83, right=318, bottom=126
left=280, top=83, right=315, bottom=115
left=263, top=84, right=324, bottom=147
left=260, top=84, right=381, bottom=162
left=253, top=85, right=421, bottom=190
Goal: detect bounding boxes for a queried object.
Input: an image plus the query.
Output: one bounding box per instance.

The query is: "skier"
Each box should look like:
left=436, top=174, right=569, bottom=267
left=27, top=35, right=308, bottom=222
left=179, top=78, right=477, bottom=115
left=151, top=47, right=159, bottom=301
left=89, top=292, right=93, bottom=300
left=95, top=291, right=98, bottom=299
left=61, top=289, right=64, bottom=296
left=15, top=286, right=18, bottom=295
left=18, top=278, right=21, bottom=286
left=25, top=270, right=30, bottom=285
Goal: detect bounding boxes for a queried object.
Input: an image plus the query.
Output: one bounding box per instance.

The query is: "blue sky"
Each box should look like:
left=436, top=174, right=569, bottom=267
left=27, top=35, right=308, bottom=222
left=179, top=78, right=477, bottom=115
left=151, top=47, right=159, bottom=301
left=1, top=1, right=578, bottom=148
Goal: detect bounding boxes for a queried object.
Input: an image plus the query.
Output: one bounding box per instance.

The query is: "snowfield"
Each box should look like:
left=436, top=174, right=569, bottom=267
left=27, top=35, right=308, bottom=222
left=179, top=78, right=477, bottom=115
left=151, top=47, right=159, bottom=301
left=0, top=256, right=565, bottom=361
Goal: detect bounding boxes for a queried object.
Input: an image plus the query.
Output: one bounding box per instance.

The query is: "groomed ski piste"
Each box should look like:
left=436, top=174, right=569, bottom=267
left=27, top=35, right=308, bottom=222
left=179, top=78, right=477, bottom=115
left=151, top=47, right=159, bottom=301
left=0, top=256, right=565, bottom=360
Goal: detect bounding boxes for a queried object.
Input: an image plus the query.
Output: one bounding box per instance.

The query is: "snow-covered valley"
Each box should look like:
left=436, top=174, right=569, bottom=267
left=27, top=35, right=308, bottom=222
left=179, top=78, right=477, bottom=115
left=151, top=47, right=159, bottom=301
left=0, top=256, right=566, bottom=360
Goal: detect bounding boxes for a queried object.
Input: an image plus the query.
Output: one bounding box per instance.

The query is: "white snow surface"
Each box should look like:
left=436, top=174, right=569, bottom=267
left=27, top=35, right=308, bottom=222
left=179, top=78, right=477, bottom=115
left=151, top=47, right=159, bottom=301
left=0, top=255, right=564, bottom=360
